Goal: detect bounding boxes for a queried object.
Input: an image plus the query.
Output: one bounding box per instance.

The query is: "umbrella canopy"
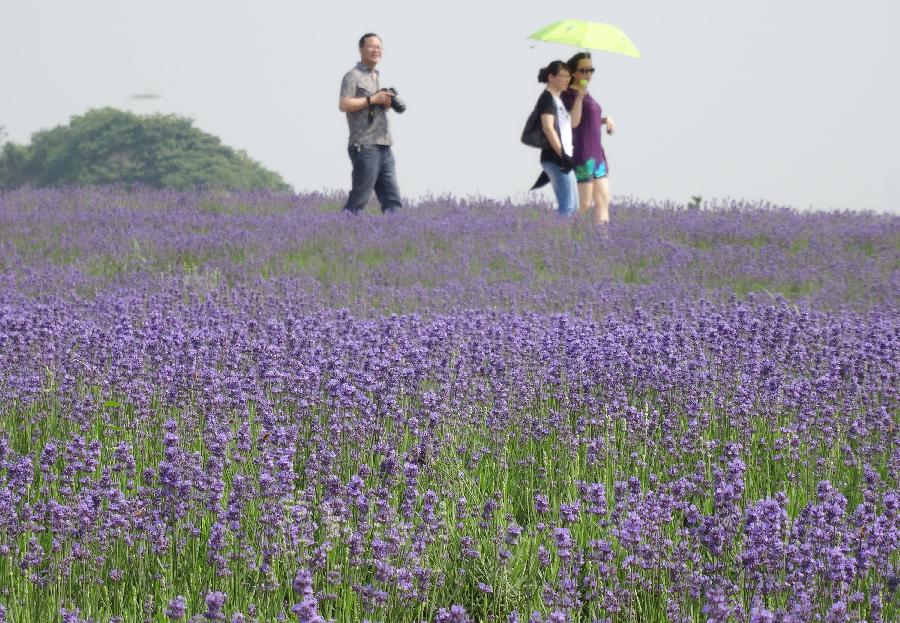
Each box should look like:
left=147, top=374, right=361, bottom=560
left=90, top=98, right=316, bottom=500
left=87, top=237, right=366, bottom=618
left=528, top=19, right=642, bottom=59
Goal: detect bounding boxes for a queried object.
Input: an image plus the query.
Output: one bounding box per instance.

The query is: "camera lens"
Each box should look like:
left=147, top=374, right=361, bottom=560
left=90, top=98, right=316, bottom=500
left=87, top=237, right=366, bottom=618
left=389, top=91, right=406, bottom=113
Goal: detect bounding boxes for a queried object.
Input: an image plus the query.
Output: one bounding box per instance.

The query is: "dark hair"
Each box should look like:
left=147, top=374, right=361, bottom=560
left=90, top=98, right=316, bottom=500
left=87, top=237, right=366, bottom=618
left=566, top=51, right=592, bottom=75
left=537, top=60, right=568, bottom=83
left=359, top=33, right=381, bottom=48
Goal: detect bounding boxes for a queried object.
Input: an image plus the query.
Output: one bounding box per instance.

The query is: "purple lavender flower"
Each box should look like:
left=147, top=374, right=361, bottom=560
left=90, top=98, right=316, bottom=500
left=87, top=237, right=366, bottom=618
left=559, top=500, right=580, bottom=524
left=702, top=586, right=737, bottom=623
left=825, top=600, right=848, bottom=623
left=618, top=511, right=644, bottom=547
left=505, top=522, right=523, bottom=545
left=204, top=591, right=227, bottom=622
left=434, top=605, right=473, bottom=623
left=166, top=596, right=188, bottom=620
left=293, top=569, right=314, bottom=596
left=60, top=608, right=93, bottom=623
left=749, top=602, right=775, bottom=623
left=291, top=597, right=325, bottom=623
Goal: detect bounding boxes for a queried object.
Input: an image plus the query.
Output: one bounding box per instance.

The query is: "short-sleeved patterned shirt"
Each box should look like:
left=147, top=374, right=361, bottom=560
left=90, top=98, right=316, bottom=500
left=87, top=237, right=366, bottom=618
left=340, top=62, right=392, bottom=146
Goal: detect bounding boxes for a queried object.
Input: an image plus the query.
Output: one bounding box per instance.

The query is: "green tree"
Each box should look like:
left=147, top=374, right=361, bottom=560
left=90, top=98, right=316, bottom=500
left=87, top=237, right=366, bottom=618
left=0, top=108, right=291, bottom=191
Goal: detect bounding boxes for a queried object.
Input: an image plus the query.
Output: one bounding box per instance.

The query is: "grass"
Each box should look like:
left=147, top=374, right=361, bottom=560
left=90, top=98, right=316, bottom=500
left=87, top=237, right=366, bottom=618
left=726, top=277, right=819, bottom=300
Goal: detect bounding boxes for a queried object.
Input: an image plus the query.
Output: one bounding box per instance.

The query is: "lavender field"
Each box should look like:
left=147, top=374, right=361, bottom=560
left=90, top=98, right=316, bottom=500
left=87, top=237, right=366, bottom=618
left=0, top=188, right=897, bottom=623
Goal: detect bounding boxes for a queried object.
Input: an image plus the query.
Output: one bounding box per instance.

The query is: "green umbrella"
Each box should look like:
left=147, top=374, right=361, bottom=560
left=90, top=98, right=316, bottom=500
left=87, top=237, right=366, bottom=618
left=528, top=19, right=642, bottom=59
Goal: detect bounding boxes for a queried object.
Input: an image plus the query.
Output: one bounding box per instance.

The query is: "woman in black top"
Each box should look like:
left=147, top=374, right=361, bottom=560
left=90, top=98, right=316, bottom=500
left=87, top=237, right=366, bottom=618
left=531, top=60, right=578, bottom=216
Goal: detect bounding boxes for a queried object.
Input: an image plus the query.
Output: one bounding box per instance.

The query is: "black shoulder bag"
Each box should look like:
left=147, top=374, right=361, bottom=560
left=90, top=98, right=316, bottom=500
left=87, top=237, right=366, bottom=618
left=521, top=104, right=550, bottom=149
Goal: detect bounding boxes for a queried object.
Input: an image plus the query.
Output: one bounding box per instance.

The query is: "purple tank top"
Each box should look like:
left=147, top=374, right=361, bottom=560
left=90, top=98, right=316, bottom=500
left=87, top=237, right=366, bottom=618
left=561, top=88, right=608, bottom=169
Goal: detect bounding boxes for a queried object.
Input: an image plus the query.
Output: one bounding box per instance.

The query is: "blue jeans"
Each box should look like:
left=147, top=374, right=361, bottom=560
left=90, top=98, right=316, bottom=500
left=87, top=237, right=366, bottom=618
left=344, top=144, right=402, bottom=213
left=541, top=161, right=578, bottom=216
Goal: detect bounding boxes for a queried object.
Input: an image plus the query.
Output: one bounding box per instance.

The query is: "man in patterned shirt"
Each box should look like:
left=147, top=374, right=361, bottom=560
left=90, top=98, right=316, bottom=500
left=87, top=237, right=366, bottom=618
left=338, top=33, right=402, bottom=213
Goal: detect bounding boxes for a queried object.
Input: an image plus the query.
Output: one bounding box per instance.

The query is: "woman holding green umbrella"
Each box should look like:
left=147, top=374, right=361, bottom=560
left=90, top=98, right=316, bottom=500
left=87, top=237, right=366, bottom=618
left=562, top=52, right=616, bottom=225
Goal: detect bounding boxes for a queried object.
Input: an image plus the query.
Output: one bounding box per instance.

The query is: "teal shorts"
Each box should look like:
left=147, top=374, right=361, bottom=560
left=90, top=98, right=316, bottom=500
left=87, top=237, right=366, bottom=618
left=574, top=158, right=608, bottom=183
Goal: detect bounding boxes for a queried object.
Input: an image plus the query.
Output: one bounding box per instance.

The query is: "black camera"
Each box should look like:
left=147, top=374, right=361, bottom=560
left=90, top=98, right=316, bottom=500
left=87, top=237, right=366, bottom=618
left=382, top=88, right=406, bottom=113
left=368, top=88, right=407, bottom=124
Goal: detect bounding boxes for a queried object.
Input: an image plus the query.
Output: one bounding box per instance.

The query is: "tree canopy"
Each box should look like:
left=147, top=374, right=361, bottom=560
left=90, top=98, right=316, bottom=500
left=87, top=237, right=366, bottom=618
left=0, top=108, right=291, bottom=191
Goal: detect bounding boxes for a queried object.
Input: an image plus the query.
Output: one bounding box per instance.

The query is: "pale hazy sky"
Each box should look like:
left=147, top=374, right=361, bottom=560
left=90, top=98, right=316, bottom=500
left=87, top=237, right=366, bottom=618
left=2, top=0, right=898, bottom=212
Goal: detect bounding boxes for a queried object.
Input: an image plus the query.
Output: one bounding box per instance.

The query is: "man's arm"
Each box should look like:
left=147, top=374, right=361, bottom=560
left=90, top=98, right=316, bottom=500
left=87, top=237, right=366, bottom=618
left=339, top=95, right=368, bottom=113
left=338, top=90, right=393, bottom=113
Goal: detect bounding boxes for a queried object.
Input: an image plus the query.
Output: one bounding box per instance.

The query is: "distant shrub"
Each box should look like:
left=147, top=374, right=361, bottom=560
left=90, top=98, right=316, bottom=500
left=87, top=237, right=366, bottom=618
left=0, top=108, right=291, bottom=191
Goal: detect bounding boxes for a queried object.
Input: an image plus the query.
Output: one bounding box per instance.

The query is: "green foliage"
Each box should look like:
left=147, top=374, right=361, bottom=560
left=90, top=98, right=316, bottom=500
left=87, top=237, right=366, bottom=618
left=0, top=108, right=291, bottom=191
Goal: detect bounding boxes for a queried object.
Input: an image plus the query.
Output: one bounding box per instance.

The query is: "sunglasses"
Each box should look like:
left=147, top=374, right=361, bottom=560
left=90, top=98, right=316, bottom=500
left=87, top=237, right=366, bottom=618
left=577, top=68, right=596, bottom=74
